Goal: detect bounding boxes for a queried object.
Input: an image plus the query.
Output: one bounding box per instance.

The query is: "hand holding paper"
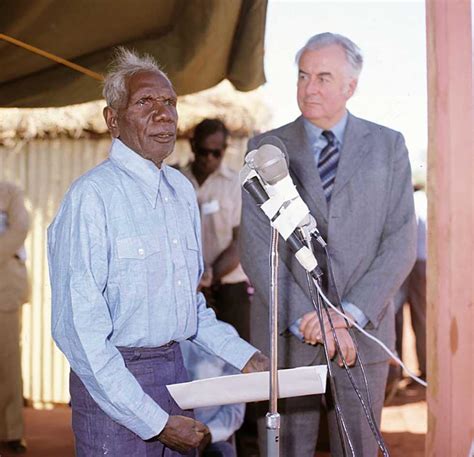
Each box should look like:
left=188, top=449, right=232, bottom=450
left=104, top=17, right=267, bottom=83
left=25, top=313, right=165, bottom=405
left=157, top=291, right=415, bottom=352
left=167, top=366, right=327, bottom=410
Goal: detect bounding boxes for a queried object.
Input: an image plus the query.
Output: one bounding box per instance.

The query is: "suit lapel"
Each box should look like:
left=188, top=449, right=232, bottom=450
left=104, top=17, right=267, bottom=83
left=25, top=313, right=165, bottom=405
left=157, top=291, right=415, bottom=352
left=331, top=113, right=371, bottom=199
left=282, top=117, right=329, bottom=221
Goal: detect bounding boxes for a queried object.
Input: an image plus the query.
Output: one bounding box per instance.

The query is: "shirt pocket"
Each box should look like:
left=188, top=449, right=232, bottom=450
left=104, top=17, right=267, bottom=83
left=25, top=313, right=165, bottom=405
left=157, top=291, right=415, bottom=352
left=116, top=235, right=160, bottom=259
left=116, top=235, right=163, bottom=283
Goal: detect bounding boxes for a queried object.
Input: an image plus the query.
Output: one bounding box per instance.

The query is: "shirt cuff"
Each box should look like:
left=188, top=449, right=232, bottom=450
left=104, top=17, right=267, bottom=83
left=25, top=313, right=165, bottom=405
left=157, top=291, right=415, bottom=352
left=288, top=317, right=304, bottom=342
left=220, top=337, right=259, bottom=371
left=341, top=301, right=369, bottom=328
left=207, top=420, right=231, bottom=444
left=133, top=397, right=170, bottom=440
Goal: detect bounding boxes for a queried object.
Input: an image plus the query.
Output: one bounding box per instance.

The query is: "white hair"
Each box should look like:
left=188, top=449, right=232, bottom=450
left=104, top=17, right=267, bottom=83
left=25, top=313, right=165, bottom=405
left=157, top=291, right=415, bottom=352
left=295, top=32, right=363, bottom=78
left=102, top=47, right=170, bottom=109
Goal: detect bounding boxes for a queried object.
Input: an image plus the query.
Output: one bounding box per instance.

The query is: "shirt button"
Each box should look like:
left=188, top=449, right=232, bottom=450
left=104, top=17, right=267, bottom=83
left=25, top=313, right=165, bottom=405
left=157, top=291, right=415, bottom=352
left=138, top=248, right=145, bottom=256
left=164, top=197, right=169, bottom=202
left=172, top=239, right=178, bottom=245
left=177, top=280, right=182, bottom=286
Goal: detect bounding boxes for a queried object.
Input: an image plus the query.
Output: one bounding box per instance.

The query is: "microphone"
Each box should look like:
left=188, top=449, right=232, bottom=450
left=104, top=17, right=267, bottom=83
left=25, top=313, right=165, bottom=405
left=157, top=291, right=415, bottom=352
left=241, top=138, right=323, bottom=276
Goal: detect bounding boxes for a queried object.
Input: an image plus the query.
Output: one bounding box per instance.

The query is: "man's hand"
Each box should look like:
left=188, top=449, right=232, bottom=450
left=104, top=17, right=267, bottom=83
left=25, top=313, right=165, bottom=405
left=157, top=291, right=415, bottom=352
left=198, top=269, right=213, bottom=290
left=155, top=415, right=210, bottom=453
left=198, top=430, right=212, bottom=456
left=242, top=351, right=270, bottom=373
left=299, top=309, right=352, bottom=345
left=300, top=310, right=357, bottom=367
left=325, top=328, right=357, bottom=367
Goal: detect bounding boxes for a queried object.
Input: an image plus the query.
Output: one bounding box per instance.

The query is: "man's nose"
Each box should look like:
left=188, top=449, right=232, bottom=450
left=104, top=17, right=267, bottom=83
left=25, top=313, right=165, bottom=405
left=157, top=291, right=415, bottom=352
left=152, top=103, right=175, bottom=122
left=306, top=78, right=321, bottom=94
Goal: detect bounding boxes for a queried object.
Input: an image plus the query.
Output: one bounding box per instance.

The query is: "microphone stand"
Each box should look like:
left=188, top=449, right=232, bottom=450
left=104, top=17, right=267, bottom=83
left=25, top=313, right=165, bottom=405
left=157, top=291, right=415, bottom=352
left=266, top=226, right=280, bottom=457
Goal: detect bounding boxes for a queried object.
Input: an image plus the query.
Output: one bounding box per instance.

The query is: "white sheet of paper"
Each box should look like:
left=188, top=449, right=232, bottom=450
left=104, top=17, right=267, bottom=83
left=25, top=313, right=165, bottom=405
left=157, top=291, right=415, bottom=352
left=167, top=365, right=327, bottom=410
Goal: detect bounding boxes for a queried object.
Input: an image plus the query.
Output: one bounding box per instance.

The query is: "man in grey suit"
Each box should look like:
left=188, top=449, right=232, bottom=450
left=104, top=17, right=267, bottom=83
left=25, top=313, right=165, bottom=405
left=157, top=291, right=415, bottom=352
left=240, top=33, right=416, bottom=457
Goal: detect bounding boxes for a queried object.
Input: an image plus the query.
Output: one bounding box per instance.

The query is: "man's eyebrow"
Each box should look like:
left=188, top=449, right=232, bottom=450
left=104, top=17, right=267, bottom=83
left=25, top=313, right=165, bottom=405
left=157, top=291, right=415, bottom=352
left=298, top=70, right=333, bottom=78
left=133, top=93, right=176, bottom=100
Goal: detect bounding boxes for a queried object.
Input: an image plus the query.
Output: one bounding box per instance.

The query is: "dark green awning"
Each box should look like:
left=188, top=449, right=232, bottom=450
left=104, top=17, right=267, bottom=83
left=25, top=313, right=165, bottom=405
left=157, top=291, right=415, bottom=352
left=0, top=0, right=267, bottom=107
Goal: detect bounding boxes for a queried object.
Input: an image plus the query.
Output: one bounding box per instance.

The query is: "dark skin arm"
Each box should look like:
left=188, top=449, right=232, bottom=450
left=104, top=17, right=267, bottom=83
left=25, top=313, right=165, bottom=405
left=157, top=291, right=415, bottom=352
left=153, top=415, right=210, bottom=453
left=154, top=353, right=269, bottom=452
left=212, top=227, right=240, bottom=283
left=242, top=351, right=270, bottom=373
left=198, top=430, right=212, bottom=456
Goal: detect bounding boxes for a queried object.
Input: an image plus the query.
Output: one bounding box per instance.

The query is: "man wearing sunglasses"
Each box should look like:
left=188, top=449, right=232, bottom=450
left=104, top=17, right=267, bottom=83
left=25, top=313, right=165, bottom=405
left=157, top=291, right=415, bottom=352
left=182, top=119, right=251, bottom=344
left=182, top=119, right=257, bottom=457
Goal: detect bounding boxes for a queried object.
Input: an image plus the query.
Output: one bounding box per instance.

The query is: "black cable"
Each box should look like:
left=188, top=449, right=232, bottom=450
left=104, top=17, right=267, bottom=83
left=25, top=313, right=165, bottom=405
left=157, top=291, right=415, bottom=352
left=323, top=248, right=388, bottom=450
left=318, top=291, right=388, bottom=456
left=320, top=246, right=390, bottom=456
left=305, top=272, right=354, bottom=457
left=300, top=227, right=389, bottom=455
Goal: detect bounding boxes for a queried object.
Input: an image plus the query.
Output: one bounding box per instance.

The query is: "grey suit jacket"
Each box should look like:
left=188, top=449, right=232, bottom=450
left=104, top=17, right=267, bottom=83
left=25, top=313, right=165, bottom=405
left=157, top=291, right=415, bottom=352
left=240, top=114, right=417, bottom=367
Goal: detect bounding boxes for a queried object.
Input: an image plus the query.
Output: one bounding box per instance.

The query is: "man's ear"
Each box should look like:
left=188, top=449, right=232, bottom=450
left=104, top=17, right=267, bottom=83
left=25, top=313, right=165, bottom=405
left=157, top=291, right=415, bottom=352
left=103, top=106, right=120, bottom=138
left=345, top=78, right=358, bottom=99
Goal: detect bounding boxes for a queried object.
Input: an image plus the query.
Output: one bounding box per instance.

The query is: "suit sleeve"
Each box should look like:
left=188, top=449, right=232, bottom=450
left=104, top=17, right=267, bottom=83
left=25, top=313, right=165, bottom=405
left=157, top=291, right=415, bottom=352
left=343, top=133, right=417, bottom=327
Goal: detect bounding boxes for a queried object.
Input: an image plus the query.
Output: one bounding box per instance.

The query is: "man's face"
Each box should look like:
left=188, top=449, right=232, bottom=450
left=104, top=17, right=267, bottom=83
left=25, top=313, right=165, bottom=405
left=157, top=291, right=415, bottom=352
left=104, top=71, right=178, bottom=167
left=191, top=130, right=226, bottom=178
left=297, top=45, right=357, bottom=129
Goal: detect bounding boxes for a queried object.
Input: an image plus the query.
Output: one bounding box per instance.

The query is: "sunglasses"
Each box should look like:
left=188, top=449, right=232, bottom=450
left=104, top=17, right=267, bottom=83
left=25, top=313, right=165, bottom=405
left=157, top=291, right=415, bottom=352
left=194, top=145, right=226, bottom=158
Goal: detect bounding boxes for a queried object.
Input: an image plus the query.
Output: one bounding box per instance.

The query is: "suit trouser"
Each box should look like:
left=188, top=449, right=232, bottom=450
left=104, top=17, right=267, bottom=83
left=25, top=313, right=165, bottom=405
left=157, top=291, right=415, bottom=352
left=0, top=309, right=24, bottom=441
left=257, top=360, right=389, bottom=457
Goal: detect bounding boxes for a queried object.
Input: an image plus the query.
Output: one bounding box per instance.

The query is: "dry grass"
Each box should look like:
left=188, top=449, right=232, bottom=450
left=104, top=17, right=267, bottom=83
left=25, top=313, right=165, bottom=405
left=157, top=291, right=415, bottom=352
left=0, top=81, right=270, bottom=147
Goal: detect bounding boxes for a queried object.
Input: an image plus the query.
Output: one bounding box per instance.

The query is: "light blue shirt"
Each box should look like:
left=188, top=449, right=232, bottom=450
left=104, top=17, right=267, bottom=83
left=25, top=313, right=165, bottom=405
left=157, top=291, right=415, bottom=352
left=289, top=113, right=368, bottom=339
left=303, top=111, right=348, bottom=163
left=48, top=139, right=256, bottom=440
left=180, top=323, right=245, bottom=443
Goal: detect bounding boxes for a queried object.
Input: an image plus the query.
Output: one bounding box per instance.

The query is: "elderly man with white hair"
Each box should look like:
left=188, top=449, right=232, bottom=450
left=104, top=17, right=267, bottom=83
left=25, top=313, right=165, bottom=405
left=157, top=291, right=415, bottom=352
left=48, top=48, right=268, bottom=457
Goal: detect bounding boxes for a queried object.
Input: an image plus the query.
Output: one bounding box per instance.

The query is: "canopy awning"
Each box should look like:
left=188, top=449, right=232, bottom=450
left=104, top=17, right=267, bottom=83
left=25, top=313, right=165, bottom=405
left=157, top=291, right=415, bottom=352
left=0, top=0, right=267, bottom=107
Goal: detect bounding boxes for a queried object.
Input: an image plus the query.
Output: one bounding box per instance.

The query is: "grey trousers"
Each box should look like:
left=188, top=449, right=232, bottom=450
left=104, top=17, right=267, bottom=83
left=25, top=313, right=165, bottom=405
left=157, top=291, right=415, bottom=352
left=70, top=343, right=196, bottom=457
left=257, top=361, right=389, bottom=457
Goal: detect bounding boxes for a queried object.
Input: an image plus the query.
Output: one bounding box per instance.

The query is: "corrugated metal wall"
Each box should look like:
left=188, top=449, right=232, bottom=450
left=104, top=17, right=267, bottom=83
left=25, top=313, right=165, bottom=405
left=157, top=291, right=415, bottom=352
left=0, top=137, right=246, bottom=407
left=0, top=139, right=110, bottom=406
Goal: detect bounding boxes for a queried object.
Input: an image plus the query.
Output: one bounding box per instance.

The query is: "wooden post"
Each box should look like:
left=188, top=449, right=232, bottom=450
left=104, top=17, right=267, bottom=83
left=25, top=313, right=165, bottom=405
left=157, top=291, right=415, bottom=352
left=425, top=0, right=474, bottom=455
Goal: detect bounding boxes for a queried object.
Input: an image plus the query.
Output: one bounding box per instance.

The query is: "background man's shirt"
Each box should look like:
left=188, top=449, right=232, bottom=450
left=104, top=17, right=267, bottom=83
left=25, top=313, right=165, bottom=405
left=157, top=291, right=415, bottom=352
left=182, top=164, right=247, bottom=284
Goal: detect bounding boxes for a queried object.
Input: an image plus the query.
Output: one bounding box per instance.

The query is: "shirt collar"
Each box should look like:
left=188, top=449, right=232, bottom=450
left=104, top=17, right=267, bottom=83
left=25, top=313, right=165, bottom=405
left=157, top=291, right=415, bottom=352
left=109, top=138, right=168, bottom=207
left=303, top=110, right=349, bottom=146
left=214, top=164, right=234, bottom=180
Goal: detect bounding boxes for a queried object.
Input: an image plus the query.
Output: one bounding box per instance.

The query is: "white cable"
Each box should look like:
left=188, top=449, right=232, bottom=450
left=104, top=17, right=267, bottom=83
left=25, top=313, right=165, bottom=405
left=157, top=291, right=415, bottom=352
left=313, top=279, right=428, bottom=388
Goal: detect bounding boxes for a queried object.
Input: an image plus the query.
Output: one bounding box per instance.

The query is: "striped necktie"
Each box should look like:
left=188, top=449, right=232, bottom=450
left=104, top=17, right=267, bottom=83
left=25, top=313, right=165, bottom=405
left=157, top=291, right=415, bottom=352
left=318, top=130, right=339, bottom=201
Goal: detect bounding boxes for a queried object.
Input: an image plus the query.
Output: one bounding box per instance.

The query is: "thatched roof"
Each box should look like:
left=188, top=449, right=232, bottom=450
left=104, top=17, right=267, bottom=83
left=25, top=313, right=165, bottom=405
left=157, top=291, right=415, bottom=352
left=0, top=81, right=270, bottom=147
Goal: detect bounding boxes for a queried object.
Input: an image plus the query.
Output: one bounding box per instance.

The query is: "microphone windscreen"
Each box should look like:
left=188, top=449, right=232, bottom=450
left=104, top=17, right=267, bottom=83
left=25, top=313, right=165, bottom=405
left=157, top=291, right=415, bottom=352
left=256, top=136, right=289, bottom=162
left=254, top=136, right=289, bottom=185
